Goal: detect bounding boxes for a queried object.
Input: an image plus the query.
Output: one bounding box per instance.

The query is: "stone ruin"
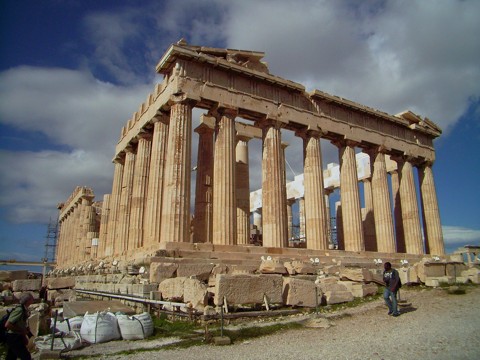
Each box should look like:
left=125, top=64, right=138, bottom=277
left=44, top=40, right=479, bottom=316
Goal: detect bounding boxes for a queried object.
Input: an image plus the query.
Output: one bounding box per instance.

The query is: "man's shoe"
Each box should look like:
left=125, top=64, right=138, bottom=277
left=392, top=312, right=400, bottom=317
left=388, top=311, right=393, bottom=315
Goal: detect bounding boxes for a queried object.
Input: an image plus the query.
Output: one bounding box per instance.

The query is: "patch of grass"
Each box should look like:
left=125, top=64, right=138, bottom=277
left=151, top=313, right=201, bottom=338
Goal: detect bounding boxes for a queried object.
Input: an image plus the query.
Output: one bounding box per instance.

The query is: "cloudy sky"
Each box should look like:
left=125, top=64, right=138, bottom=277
left=1, top=0, right=479, bottom=265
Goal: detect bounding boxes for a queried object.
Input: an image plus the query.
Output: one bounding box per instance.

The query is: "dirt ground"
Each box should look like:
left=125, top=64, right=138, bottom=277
left=57, top=285, right=480, bottom=360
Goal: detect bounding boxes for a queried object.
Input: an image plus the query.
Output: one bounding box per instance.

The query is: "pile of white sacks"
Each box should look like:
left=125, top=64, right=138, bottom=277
left=35, top=311, right=154, bottom=352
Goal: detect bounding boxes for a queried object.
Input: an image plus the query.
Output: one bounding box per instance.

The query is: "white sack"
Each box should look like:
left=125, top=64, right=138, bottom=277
left=80, top=311, right=121, bottom=344
left=35, top=331, right=83, bottom=352
left=116, top=312, right=154, bottom=340
left=51, top=316, right=84, bottom=334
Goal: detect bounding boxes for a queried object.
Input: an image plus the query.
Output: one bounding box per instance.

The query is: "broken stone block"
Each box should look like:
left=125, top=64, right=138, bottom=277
left=183, top=278, right=208, bottom=310
left=339, top=281, right=378, bottom=297
left=228, top=265, right=258, bottom=275
left=324, top=290, right=354, bottom=305
left=446, top=264, right=468, bottom=277
left=159, top=277, right=187, bottom=301
left=0, top=270, right=29, bottom=281
left=284, top=261, right=317, bottom=275
left=339, top=267, right=372, bottom=282
left=283, top=278, right=322, bottom=308
left=132, top=284, right=158, bottom=297
left=461, top=268, right=480, bottom=284
left=416, top=261, right=445, bottom=283
left=46, top=277, right=75, bottom=290
left=149, top=262, right=178, bottom=284
left=398, top=266, right=419, bottom=285
left=323, top=265, right=342, bottom=275
left=214, top=274, right=283, bottom=306
left=12, top=279, right=42, bottom=292
left=258, top=259, right=287, bottom=274
left=177, top=263, right=215, bottom=282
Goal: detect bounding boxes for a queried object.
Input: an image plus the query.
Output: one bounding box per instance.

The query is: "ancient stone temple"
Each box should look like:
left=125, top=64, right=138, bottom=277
left=55, top=40, right=444, bottom=269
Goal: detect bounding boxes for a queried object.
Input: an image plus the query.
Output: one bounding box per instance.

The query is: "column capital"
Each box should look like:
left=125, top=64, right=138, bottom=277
left=152, top=111, right=169, bottom=125
left=295, top=128, right=325, bottom=140
left=256, top=117, right=283, bottom=130
left=136, top=130, right=153, bottom=142
left=195, top=122, right=215, bottom=135
left=209, top=104, right=238, bottom=119
left=331, top=137, right=359, bottom=149
left=364, top=145, right=390, bottom=157
left=168, top=93, right=197, bottom=107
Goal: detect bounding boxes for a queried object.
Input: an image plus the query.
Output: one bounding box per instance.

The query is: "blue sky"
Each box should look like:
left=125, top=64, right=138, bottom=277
left=1, top=0, right=479, bottom=267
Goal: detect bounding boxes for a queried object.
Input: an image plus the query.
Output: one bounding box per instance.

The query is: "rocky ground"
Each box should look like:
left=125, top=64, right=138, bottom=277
left=47, top=286, right=480, bottom=359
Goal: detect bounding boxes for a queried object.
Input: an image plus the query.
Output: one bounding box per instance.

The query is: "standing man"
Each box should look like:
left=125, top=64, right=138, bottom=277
left=383, top=262, right=401, bottom=317
left=4, top=292, right=34, bottom=360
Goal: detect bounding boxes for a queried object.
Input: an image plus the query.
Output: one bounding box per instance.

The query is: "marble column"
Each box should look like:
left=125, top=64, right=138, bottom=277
left=160, top=99, right=195, bottom=244
left=72, top=202, right=82, bottom=264
left=128, top=133, right=152, bottom=250
left=105, top=158, right=124, bottom=257
left=419, top=162, right=445, bottom=255
left=144, top=115, right=169, bottom=249
left=236, top=134, right=251, bottom=245
left=396, top=156, right=424, bottom=254
left=335, top=201, right=344, bottom=250
left=85, top=203, right=97, bottom=260
left=117, top=147, right=136, bottom=255
left=390, top=169, right=406, bottom=253
left=260, top=119, right=288, bottom=248
left=194, top=120, right=214, bottom=243
left=362, top=178, right=377, bottom=251
left=97, top=194, right=110, bottom=258
left=369, top=149, right=396, bottom=253
left=287, top=199, right=295, bottom=241
left=213, top=107, right=237, bottom=245
left=301, top=130, right=328, bottom=250
left=325, top=190, right=333, bottom=248
left=299, top=197, right=306, bottom=241
left=335, top=140, right=364, bottom=251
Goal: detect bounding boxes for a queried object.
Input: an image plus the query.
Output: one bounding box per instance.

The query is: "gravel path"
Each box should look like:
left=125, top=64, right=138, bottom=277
left=66, top=286, right=480, bottom=360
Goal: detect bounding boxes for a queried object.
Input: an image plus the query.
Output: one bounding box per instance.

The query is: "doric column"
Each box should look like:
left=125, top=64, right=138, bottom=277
left=368, top=148, right=396, bottom=253
left=259, top=119, right=288, bottom=248
left=300, top=130, right=328, bottom=250
left=418, top=161, right=445, bottom=255
left=194, top=119, right=214, bottom=243
left=335, top=201, right=344, bottom=250
left=97, top=194, right=110, bottom=258
left=160, top=98, right=195, bottom=244
left=105, top=157, right=124, bottom=257
left=287, top=199, right=295, bottom=241
left=299, top=197, right=306, bottom=241
left=395, top=156, right=424, bottom=254
left=212, top=107, right=237, bottom=245
left=390, top=169, right=406, bottom=253
left=85, top=203, right=97, bottom=260
left=144, top=115, right=169, bottom=249
left=334, top=140, right=364, bottom=251
left=236, top=134, right=251, bottom=245
left=56, top=216, right=65, bottom=266
left=66, top=209, right=76, bottom=265
left=362, top=178, right=377, bottom=251
left=117, top=147, right=136, bottom=255
left=72, top=202, right=82, bottom=264
left=128, top=133, right=152, bottom=250
left=325, top=190, right=333, bottom=248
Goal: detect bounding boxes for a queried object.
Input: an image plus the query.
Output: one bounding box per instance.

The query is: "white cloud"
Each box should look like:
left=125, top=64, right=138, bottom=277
left=442, top=225, right=480, bottom=248
left=221, top=0, right=480, bottom=130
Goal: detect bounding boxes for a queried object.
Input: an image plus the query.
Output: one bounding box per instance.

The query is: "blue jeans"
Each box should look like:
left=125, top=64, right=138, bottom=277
left=383, top=288, right=399, bottom=314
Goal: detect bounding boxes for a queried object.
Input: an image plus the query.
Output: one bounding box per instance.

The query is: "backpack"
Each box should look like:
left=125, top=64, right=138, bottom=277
left=0, top=309, right=13, bottom=343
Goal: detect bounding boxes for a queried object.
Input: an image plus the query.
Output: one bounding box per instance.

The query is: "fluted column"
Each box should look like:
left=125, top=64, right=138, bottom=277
left=325, top=190, right=333, bottom=248
left=105, top=158, right=124, bottom=257
left=160, top=98, right=195, bottom=244
left=212, top=107, right=237, bottom=245
left=260, top=119, right=288, bottom=248
left=299, top=197, right=306, bottom=241
left=287, top=199, right=295, bottom=241
left=335, top=201, right=344, bottom=250
left=144, top=115, right=169, bottom=249
left=335, top=140, right=364, bottom=251
left=419, top=162, right=445, bottom=255
left=390, top=169, right=406, bottom=252
left=128, top=133, right=152, bottom=250
left=395, top=156, right=424, bottom=254
left=236, top=134, right=251, bottom=245
left=56, top=217, right=66, bottom=266
left=85, top=203, right=97, bottom=260
left=194, top=120, right=214, bottom=243
left=301, top=130, right=328, bottom=250
left=362, top=178, right=377, bottom=251
left=369, top=149, right=396, bottom=253
left=72, top=202, right=82, bottom=264
left=117, top=147, right=136, bottom=255
left=97, top=194, right=110, bottom=258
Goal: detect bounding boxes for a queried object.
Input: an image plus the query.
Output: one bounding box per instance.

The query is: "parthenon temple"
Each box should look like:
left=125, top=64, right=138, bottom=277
left=55, top=40, right=445, bottom=269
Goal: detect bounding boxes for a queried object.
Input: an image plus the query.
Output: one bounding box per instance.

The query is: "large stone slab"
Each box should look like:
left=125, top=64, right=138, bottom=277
left=45, top=277, right=76, bottom=290
left=324, top=290, right=354, bottom=305
left=339, top=281, right=378, bottom=297
left=416, top=261, right=445, bottom=283
left=284, top=261, right=318, bottom=275
left=258, top=260, right=287, bottom=275
left=214, top=274, right=283, bottom=306
left=12, top=279, right=42, bottom=292
left=339, top=267, right=372, bottom=282
left=63, top=300, right=135, bottom=318
left=461, top=268, right=480, bottom=284
left=149, top=262, right=178, bottom=284
left=0, top=270, right=29, bottom=281
left=158, top=277, right=208, bottom=309
left=177, top=263, right=215, bottom=282
left=283, top=277, right=322, bottom=308
left=398, top=266, right=419, bottom=284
